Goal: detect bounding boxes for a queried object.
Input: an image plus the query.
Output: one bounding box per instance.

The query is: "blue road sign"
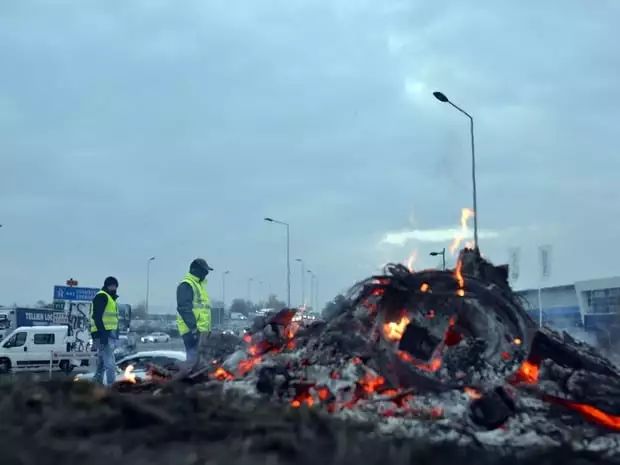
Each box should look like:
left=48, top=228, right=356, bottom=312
left=53, top=285, right=99, bottom=301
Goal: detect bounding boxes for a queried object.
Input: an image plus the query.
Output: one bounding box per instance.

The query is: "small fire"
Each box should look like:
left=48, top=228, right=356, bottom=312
left=213, top=367, right=234, bottom=381
left=420, top=283, right=430, bottom=293
left=242, top=333, right=252, bottom=344
left=455, top=259, right=465, bottom=297
left=513, top=338, right=522, bottom=345
left=464, top=387, right=482, bottom=400
left=123, top=364, right=136, bottom=384
left=406, top=250, right=418, bottom=272
left=516, top=360, right=539, bottom=384
left=286, top=322, right=301, bottom=340
left=449, top=208, right=475, bottom=255
left=358, top=372, right=385, bottom=394
left=383, top=315, right=411, bottom=341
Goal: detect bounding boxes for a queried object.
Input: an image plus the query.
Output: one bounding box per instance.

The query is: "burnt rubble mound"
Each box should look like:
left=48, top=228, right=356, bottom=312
left=8, top=248, right=620, bottom=464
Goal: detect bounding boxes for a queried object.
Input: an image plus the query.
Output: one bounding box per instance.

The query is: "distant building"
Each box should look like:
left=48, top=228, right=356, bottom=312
left=517, top=276, right=620, bottom=348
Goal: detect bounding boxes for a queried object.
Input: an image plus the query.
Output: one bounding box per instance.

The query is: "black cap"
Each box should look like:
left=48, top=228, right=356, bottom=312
left=190, top=258, right=213, bottom=273
left=104, top=276, right=119, bottom=288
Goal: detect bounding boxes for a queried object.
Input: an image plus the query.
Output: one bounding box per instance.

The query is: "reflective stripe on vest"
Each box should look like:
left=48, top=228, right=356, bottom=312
left=90, top=290, right=119, bottom=332
left=177, top=273, right=211, bottom=335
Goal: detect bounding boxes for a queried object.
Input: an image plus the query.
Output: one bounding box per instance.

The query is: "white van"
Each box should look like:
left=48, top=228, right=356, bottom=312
left=0, top=325, right=91, bottom=373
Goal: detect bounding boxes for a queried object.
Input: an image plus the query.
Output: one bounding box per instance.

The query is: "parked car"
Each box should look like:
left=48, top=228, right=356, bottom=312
left=74, top=350, right=186, bottom=383
left=140, top=332, right=171, bottom=343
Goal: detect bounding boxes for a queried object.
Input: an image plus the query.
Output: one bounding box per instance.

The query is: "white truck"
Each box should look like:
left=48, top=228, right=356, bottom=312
left=0, top=325, right=94, bottom=374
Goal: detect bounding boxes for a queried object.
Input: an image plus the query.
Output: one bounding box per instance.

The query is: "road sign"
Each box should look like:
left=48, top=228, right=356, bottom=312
left=53, top=286, right=99, bottom=302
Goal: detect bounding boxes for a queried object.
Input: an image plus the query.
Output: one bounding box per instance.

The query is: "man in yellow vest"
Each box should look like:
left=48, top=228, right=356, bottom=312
left=90, top=276, right=119, bottom=385
left=176, top=258, right=212, bottom=367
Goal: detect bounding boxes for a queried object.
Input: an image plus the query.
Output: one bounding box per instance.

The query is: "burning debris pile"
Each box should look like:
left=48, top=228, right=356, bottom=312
left=128, top=249, right=620, bottom=457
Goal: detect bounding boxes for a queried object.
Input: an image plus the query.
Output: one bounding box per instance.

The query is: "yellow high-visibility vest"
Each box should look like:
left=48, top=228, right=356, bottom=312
left=90, top=290, right=118, bottom=332
left=177, top=273, right=211, bottom=335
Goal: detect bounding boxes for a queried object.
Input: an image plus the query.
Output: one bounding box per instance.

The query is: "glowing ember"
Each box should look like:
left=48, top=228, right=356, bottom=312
left=420, top=283, right=430, bottom=293
left=123, top=364, right=136, bottom=384
left=383, top=315, right=411, bottom=341
left=551, top=397, right=620, bottom=431
left=449, top=208, right=475, bottom=254
left=358, top=372, right=385, bottom=394
left=213, top=367, right=234, bottom=381
left=516, top=360, right=539, bottom=384
left=398, top=351, right=442, bottom=372
left=513, top=338, right=522, bottom=345
left=464, top=387, right=482, bottom=400
left=316, top=386, right=331, bottom=401
left=238, top=356, right=262, bottom=376
left=291, top=392, right=314, bottom=408
left=242, top=333, right=252, bottom=343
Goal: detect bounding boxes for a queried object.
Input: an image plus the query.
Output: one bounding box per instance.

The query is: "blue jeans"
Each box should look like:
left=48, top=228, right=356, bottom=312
left=93, top=336, right=116, bottom=385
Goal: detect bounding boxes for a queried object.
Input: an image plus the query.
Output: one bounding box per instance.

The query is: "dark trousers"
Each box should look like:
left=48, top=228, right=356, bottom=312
left=182, top=332, right=199, bottom=366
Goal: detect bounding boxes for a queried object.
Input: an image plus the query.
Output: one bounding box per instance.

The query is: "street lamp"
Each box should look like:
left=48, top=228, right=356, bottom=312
left=264, top=217, right=291, bottom=306
left=307, top=270, right=318, bottom=312
left=429, top=248, right=446, bottom=271
left=296, top=258, right=305, bottom=308
left=222, top=270, right=230, bottom=312
left=433, top=91, right=479, bottom=250
left=146, top=256, right=156, bottom=315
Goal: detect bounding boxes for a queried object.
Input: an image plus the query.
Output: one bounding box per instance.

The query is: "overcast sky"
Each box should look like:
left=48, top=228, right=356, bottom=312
left=1, top=0, right=619, bottom=312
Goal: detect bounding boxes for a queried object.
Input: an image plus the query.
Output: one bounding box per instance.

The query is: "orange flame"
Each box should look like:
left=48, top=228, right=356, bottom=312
left=286, top=322, right=301, bottom=340
left=213, top=367, right=235, bottom=381
left=420, top=283, right=430, bottom=293
left=242, top=333, right=252, bottom=344
left=464, top=387, right=482, bottom=400
left=513, top=338, right=522, bottom=345
left=383, top=315, right=411, bottom=341
left=516, top=360, right=539, bottom=384
left=454, top=258, right=465, bottom=297
left=449, top=208, right=475, bottom=255
left=359, top=373, right=385, bottom=394
left=123, top=364, right=136, bottom=383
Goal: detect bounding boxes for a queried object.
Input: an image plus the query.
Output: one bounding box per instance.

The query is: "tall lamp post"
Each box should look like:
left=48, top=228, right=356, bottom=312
left=307, top=270, right=318, bottom=312
left=222, top=270, right=230, bottom=312
left=296, top=258, right=305, bottom=308
left=433, top=91, right=479, bottom=250
left=264, top=217, right=291, bottom=306
left=430, top=248, right=446, bottom=270
left=146, top=256, right=156, bottom=314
